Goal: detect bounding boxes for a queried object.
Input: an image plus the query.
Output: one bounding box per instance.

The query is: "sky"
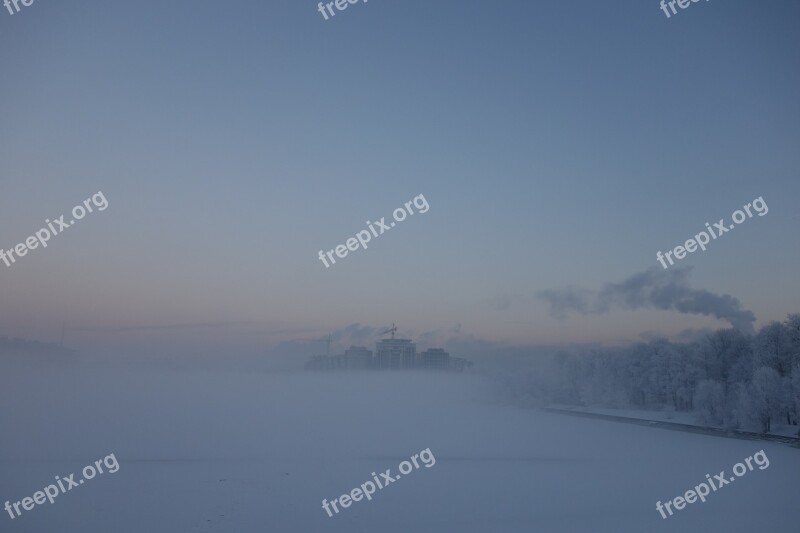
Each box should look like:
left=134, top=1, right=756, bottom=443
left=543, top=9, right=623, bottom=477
left=1, top=0, right=798, bottom=359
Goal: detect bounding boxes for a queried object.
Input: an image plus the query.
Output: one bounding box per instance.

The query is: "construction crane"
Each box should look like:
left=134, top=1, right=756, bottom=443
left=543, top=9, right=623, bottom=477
left=380, top=323, right=398, bottom=340
left=302, top=333, right=332, bottom=355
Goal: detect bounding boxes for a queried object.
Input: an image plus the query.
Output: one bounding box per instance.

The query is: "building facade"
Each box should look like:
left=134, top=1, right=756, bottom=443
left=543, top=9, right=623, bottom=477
left=420, top=348, right=450, bottom=370
left=344, top=346, right=373, bottom=369
left=375, top=338, right=416, bottom=369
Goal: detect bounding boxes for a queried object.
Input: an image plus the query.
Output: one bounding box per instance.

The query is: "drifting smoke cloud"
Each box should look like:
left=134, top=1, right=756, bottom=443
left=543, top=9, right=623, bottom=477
left=537, top=267, right=756, bottom=334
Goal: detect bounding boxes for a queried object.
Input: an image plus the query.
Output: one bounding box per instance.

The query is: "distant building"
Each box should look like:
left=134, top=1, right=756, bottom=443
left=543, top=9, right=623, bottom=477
left=420, top=348, right=450, bottom=370
left=375, top=338, right=416, bottom=369
left=331, top=353, right=348, bottom=370
left=304, top=355, right=331, bottom=371
left=344, top=346, right=373, bottom=369
left=450, top=357, right=472, bottom=372
left=304, top=324, right=471, bottom=372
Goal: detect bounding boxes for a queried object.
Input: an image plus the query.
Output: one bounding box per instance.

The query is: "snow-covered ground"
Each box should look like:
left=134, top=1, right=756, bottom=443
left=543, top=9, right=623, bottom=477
left=1, top=367, right=799, bottom=532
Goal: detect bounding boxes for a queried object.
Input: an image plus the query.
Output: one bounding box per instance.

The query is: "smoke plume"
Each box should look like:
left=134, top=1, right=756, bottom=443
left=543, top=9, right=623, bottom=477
left=537, top=267, right=756, bottom=334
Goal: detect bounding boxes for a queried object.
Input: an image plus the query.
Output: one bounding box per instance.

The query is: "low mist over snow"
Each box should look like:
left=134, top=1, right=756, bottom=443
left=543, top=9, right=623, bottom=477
left=1, top=363, right=798, bottom=532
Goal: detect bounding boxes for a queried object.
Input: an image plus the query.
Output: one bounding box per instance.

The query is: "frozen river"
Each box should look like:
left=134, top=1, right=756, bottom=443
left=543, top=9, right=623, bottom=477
left=2, top=369, right=798, bottom=532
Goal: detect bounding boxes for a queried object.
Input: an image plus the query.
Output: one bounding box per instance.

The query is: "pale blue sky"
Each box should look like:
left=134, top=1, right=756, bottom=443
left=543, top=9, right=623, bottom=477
left=1, top=0, right=798, bottom=357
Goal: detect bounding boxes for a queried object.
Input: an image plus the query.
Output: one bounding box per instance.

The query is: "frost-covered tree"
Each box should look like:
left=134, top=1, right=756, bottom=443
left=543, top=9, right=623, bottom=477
left=672, top=343, right=703, bottom=411
left=749, top=366, right=783, bottom=433
left=699, top=329, right=753, bottom=386
left=724, top=382, right=752, bottom=429
left=785, top=314, right=800, bottom=368
left=781, top=376, right=796, bottom=425
left=754, top=321, right=793, bottom=376
left=694, top=379, right=725, bottom=426
left=791, top=364, right=800, bottom=429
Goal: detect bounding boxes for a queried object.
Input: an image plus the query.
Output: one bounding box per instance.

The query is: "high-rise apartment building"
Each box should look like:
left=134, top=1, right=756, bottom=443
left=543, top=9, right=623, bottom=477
left=375, top=338, right=416, bottom=369
left=420, top=348, right=450, bottom=370
left=344, top=346, right=373, bottom=369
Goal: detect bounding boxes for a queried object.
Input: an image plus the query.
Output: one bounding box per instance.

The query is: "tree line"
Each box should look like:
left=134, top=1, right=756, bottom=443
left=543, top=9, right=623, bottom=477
left=520, top=315, right=800, bottom=434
